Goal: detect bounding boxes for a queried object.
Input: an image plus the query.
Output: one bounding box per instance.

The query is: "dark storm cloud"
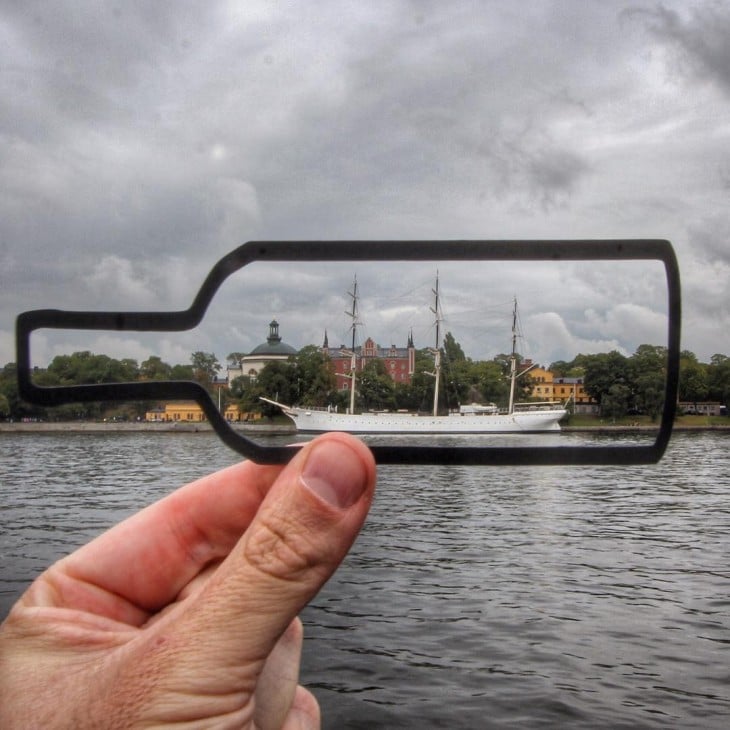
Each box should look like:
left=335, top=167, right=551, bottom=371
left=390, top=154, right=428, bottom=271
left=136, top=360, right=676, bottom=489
left=1, top=1, right=728, bottom=366
left=249, top=1, right=608, bottom=235
left=633, top=1, right=730, bottom=95
left=1, top=3, right=220, bottom=139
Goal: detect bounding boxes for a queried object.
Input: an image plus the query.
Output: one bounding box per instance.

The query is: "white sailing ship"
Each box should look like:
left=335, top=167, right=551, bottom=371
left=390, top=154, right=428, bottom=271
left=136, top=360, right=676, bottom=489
left=262, top=277, right=567, bottom=434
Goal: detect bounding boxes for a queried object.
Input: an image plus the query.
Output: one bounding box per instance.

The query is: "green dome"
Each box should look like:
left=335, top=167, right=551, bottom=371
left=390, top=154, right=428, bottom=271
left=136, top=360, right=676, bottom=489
left=250, top=320, right=297, bottom=356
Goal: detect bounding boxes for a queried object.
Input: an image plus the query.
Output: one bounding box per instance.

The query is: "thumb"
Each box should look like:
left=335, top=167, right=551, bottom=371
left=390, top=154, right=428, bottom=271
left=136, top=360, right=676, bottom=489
left=175, top=431, right=375, bottom=675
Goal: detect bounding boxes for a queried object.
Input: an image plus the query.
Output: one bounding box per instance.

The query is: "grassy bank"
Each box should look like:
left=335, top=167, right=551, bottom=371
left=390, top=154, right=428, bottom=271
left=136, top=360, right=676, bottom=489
left=563, top=414, right=729, bottom=430
left=0, top=419, right=295, bottom=434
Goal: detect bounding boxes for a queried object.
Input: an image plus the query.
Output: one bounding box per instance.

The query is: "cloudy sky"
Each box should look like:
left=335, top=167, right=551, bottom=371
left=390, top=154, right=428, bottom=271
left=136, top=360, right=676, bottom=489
left=1, top=0, right=728, bottom=373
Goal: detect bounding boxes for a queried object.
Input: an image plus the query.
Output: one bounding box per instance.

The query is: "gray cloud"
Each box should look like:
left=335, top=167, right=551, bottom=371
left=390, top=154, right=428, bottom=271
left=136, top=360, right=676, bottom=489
left=633, top=1, right=730, bottom=95
left=1, top=0, right=728, bottom=368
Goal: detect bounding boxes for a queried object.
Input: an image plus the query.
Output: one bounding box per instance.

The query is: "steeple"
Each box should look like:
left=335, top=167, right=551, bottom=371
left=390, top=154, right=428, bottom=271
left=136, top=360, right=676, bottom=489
left=267, top=319, right=282, bottom=345
left=407, top=328, right=415, bottom=376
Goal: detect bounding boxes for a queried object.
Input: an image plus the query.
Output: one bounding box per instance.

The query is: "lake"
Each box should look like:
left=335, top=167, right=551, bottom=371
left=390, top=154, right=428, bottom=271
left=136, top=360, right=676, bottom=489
left=1, top=430, right=728, bottom=728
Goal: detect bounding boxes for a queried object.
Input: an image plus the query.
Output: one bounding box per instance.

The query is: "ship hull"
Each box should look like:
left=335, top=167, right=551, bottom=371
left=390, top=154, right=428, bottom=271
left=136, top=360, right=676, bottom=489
left=279, top=406, right=566, bottom=434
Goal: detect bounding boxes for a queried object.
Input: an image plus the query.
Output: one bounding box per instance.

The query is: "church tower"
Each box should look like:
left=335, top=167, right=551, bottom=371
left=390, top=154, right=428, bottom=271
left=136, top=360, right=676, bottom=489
left=407, top=329, right=415, bottom=376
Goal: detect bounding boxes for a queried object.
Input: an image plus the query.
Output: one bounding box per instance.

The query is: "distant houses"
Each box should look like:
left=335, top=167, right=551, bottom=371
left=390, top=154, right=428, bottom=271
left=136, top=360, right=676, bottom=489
left=523, top=361, right=598, bottom=414
left=144, top=402, right=262, bottom=423
left=678, top=402, right=724, bottom=416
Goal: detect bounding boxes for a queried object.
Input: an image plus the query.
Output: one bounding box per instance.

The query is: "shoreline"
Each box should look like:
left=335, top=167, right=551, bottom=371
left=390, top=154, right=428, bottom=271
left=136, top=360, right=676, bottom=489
left=1, top=421, right=728, bottom=435
left=0, top=421, right=295, bottom=435
left=563, top=424, right=730, bottom=433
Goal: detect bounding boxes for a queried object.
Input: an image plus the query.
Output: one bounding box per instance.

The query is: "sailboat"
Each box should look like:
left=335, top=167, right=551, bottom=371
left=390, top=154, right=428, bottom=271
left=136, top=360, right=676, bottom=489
left=261, top=277, right=567, bottom=434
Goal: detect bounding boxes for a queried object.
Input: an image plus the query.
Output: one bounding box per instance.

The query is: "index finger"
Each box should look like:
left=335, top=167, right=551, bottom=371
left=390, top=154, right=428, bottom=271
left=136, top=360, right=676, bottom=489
left=21, top=459, right=285, bottom=623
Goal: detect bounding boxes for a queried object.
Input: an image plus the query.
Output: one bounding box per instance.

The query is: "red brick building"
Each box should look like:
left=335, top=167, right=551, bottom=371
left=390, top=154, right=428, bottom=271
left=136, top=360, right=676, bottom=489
left=323, top=331, right=416, bottom=391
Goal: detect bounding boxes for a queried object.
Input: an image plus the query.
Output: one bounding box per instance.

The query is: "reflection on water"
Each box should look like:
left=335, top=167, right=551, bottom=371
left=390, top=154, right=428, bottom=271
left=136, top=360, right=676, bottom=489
left=262, top=429, right=659, bottom=451
left=254, top=428, right=658, bottom=456
left=1, top=430, right=729, bottom=728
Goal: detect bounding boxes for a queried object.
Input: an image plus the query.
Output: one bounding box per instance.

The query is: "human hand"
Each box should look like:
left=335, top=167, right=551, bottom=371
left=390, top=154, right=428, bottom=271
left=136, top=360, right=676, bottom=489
left=0, top=432, right=376, bottom=729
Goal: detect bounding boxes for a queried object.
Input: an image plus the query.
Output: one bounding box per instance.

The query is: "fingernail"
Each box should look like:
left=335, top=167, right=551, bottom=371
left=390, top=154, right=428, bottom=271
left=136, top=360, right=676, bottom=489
left=301, top=439, right=369, bottom=509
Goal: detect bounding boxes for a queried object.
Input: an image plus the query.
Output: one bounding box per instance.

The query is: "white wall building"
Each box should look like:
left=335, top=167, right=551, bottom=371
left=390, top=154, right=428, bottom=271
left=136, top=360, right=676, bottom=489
left=227, top=320, right=297, bottom=384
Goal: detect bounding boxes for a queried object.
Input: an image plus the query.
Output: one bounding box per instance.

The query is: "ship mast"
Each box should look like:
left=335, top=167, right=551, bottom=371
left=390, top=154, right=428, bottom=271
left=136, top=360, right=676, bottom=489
left=507, top=297, right=518, bottom=415
left=343, top=276, right=360, bottom=415
left=428, top=273, right=443, bottom=417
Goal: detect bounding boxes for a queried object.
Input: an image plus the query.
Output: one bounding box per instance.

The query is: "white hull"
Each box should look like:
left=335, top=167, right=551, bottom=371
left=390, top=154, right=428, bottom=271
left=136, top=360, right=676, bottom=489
left=269, top=402, right=566, bottom=434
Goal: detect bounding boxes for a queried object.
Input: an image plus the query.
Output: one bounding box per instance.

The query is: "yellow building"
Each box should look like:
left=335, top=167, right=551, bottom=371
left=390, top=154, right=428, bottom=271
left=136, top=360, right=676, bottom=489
left=552, top=378, right=591, bottom=405
left=526, top=364, right=598, bottom=414
left=145, top=402, right=261, bottom=423
left=528, top=365, right=555, bottom=401
left=145, top=402, right=205, bottom=422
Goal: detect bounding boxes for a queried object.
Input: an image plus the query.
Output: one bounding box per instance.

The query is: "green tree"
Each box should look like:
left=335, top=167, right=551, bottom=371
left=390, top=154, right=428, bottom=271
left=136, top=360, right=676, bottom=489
left=46, top=351, right=138, bottom=385
left=492, top=352, right=512, bottom=374
left=233, top=375, right=263, bottom=413
left=679, top=357, right=709, bottom=409
left=583, top=351, right=630, bottom=409
left=549, top=359, right=574, bottom=377
left=254, top=361, right=297, bottom=416
left=629, top=344, right=667, bottom=420
left=707, top=353, right=730, bottom=407
left=393, top=382, right=422, bottom=411
left=474, top=360, right=509, bottom=404
left=0, top=363, right=19, bottom=418
left=406, top=349, right=440, bottom=412
left=443, top=358, right=473, bottom=408
left=443, top=332, right=466, bottom=363
left=358, top=359, right=395, bottom=411
left=602, top=383, right=632, bottom=420
left=140, top=356, right=172, bottom=380
left=119, top=359, right=140, bottom=381
left=170, top=364, right=195, bottom=380
left=292, top=346, right=337, bottom=406
left=229, top=374, right=252, bottom=400
left=0, top=362, right=51, bottom=420
left=227, top=352, right=246, bottom=368
left=513, top=362, right=535, bottom=403
left=190, top=352, right=221, bottom=388
left=633, top=372, right=665, bottom=420
left=42, top=352, right=137, bottom=418
left=631, top=344, right=667, bottom=373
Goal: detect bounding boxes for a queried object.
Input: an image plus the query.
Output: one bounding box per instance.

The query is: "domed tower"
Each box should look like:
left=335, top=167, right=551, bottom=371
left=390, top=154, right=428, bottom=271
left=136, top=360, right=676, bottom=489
left=236, top=320, right=298, bottom=381
left=249, top=320, right=296, bottom=358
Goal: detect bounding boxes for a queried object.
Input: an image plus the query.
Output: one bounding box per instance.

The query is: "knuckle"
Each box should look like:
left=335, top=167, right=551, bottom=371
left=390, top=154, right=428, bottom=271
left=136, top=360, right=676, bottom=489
left=243, top=514, right=323, bottom=584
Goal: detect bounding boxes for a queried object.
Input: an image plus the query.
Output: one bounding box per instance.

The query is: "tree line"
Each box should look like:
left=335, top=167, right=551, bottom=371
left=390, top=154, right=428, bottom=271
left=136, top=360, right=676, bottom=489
left=0, top=351, right=222, bottom=421
left=1, top=339, right=728, bottom=421
left=552, top=346, right=729, bottom=419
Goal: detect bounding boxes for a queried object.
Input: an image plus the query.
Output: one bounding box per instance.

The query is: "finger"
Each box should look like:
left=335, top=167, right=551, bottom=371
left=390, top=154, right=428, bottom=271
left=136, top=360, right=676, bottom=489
left=172, top=432, right=375, bottom=674
left=22, top=460, right=285, bottom=623
left=282, top=686, right=321, bottom=730
left=254, top=617, right=304, bottom=730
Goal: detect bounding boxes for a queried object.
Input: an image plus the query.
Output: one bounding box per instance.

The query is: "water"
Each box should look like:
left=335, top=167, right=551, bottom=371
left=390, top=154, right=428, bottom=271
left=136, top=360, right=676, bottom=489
left=1, top=430, right=729, bottom=728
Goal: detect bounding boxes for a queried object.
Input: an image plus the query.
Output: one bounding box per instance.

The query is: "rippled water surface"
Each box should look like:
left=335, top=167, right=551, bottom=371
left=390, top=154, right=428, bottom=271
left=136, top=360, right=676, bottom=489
left=1, top=430, right=729, bottom=728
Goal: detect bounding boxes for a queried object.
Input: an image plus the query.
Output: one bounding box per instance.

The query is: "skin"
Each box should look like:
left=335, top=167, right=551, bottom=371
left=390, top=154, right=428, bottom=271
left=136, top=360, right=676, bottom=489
left=0, top=432, right=376, bottom=729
